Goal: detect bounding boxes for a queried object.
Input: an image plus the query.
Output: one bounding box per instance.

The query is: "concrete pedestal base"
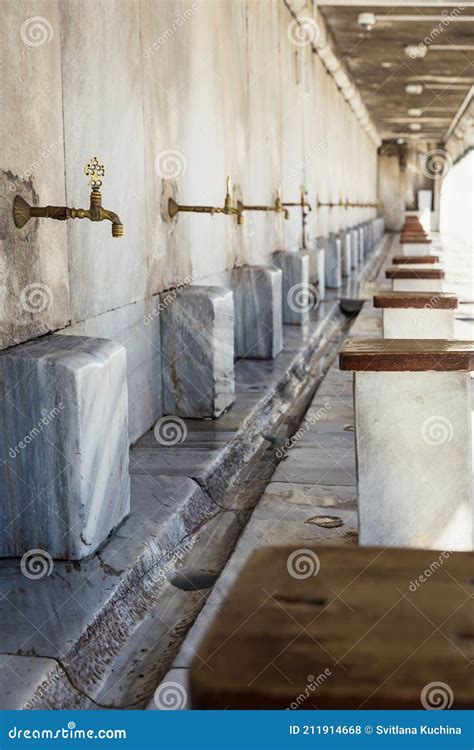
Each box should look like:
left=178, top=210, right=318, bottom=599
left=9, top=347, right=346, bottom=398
left=355, top=371, right=472, bottom=551
left=231, top=265, right=283, bottom=359
left=0, top=335, right=130, bottom=560
left=401, top=244, right=433, bottom=256
left=339, top=231, right=352, bottom=277
left=382, top=308, right=454, bottom=339
left=272, top=251, right=310, bottom=326
left=323, top=235, right=342, bottom=289
left=392, top=278, right=444, bottom=293
left=161, top=286, right=235, bottom=417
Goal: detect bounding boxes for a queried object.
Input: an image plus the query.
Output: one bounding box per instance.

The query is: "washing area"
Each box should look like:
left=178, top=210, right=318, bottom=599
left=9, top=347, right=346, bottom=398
left=0, top=0, right=473, bottom=718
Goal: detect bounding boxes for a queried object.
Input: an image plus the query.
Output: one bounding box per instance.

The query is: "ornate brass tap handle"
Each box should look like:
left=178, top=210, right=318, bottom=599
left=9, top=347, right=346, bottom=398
left=84, top=156, right=106, bottom=189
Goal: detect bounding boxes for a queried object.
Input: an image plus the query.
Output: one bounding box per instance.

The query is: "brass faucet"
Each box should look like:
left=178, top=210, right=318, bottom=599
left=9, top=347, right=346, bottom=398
left=13, top=157, right=124, bottom=237
left=282, top=185, right=312, bottom=214
left=282, top=185, right=312, bottom=248
left=237, top=186, right=289, bottom=220
left=168, top=178, right=244, bottom=224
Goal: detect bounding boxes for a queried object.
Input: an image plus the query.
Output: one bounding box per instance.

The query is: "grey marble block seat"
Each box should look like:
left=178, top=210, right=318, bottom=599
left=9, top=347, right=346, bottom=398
left=307, top=241, right=326, bottom=301
left=350, top=227, right=359, bottom=269
left=357, top=226, right=365, bottom=263
left=160, top=286, right=235, bottom=418
left=0, top=335, right=130, bottom=560
left=231, top=265, right=283, bottom=360
left=272, top=250, right=311, bottom=326
left=322, top=234, right=342, bottom=289
left=339, top=230, right=352, bottom=277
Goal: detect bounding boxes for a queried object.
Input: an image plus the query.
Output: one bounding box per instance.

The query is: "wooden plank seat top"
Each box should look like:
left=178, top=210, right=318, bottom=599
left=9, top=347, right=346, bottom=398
left=374, top=291, right=458, bottom=309
left=385, top=265, right=444, bottom=279
left=339, top=339, right=474, bottom=371
left=190, top=546, right=474, bottom=709
left=401, top=237, right=432, bottom=244
left=392, top=255, right=439, bottom=264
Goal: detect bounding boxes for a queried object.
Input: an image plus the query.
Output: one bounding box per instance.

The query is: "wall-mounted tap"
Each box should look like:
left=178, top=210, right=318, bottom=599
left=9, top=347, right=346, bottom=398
left=282, top=185, right=312, bottom=248
left=282, top=185, right=312, bottom=214
left=13, top=157, right=124, bottom=237
left=237, top=186, right=289, bottom=220
left=168, top=178, right=244, bottom=224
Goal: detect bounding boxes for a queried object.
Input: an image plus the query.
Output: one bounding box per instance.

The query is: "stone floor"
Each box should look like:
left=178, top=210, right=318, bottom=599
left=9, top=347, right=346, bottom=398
left=0, top=234, right=392, bottom=710
left=148, top=231, right=473, bottom=709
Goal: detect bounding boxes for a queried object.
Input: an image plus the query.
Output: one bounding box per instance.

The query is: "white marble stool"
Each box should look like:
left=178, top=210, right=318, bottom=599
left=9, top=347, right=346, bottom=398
left=385, top=265, right=445, bottom=292
left=374, top=292, right=458, bottom=339
left=340, top=339, right=474, bottom=551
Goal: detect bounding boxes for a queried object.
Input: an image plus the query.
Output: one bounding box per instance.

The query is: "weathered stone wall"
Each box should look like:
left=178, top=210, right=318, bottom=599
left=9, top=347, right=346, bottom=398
left=1, top=0, right=379, bottom=439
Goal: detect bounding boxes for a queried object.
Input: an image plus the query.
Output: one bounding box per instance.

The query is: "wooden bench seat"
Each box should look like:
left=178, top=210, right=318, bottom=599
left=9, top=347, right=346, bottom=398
left=339, top=338, right=474, bottom=371
left=374, top=292, right=458, bottom=309
left=191, top=546, right=474, bottom=709
left=392, top=255, right=439, bottom=264
left=386, top=265, right=445, bottom=292
left=340, top=339, right=474, bottom=550
left=373, top=292, right=457, bottom=339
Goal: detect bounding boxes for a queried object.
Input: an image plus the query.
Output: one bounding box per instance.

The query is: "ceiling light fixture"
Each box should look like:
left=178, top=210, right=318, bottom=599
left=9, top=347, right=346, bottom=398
left=381, top=61, right=393, bottom=68
left=409, top=123, right=422, bottom=131
left=405, top=83, right=424, bottom=95
left=408, top=108, right=422, bottom=117
left=357, top=12, right=376, bottom=31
